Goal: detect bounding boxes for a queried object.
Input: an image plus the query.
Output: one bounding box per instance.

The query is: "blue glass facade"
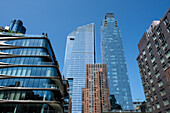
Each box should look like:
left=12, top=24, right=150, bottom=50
left=9, top=19, right=26, bottom=34
left=62, top=23, right=95, bottom=113
left=101, top=13, right=133, bottom=110
left=0, top=34, right=65, bottom=113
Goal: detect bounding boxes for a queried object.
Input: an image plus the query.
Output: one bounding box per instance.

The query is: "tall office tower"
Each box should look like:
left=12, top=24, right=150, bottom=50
left=81, top=64, right=111, bottom=113
left=0, top=33, right=69, bottom=113
left=137, top=8, right=170, bottom=113
left=9, top=19, right=26, bottom=34
left=101, top=13, right=133, bottom=110
left=62, top=23, right=95, bottom=113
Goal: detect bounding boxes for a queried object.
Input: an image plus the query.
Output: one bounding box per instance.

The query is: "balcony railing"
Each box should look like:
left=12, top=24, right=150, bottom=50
left=0, top=32, right=45, bottom=38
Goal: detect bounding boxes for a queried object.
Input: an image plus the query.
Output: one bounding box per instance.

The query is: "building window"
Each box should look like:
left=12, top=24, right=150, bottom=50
left=148, top=107, right=152, bottom=112
left=142, top=50, right=146, bottom=55
left=155, top=41, right=159, bottom=48
left=144, top=84, right=147, bottom=91
left=111, top=62, right=116, bottom=64
left=158, top=81, right=163, bottom=87
left=163, top=17, right=169, bottom=26
left=160, top=90, right=166, bottom=96
left=154, top=94, right=157, bottom=100
left=148, top=71, right=151, bottom=76
left=145, top=91, right=149, bottom=97
left=147, top=42, right=151, bottom=49
left=155, top=72, right=160, bottom=78
left=163, top=65, right=168, bottom=71
left=140, top=55, right=143, bottom=59
left=144, top=57, right=147, bottom=62
left=148, top=89, right=151, bottom=94
left=153, top=105, right=155, bottom=110
left=157, top=27, right=162, bottom=35
left=151, top=57, right=155, bottom=63
left=153, top=34, right=157, bottom=41
left=167, top=25, right=170, bottom=33
left=156, top=103, right=160, bottom=109
left=149, top=49, right=153, bottom=55
left=146, top=64, right=149, bottom=69
left=162, top=42, right=168, bottom=50
left=70, top=38, right=75, bottom=40
left=165, top=50, right=170, bottom=59
left=152, top=86, right=155, bottom=92
left=158, top=49, right=162, bottom=56
left=166, top=109, right=170, bottom=113
left=163, top=99, right=169, bottom=106
left=146, top=101, right=150, bottom=107
left=153, top=64, right=157, bottom=71
left=150, top=78, right=153, bottom=84
left=161, top=57, right=165, bottom=64
left=159, top=34, right=165, bottom=43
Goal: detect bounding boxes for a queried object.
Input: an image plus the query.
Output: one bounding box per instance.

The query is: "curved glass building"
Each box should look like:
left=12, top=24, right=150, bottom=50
left=0, top=33, right=65, bottom=113
left=62, top=23, right=95, bottom=113
left=101, top=13, right=133, bottom=110
left=9, top=19, right=26, bottom=34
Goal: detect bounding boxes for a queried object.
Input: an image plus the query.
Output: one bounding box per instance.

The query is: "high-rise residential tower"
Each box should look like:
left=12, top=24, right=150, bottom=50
left=137, top=8, right=170, bottom=113
left=81, top=64, right=111, bottom=113
left=0, top=32, right=69, bottom=113
left=101, top=13, right=133, bottom=110
left=62, top=23, right=95, bottom=113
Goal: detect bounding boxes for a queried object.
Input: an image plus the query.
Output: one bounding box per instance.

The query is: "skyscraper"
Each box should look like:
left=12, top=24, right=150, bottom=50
left=62, top=23, right=95, bottom=113
left=137, top=8, right=170, bottom=113
left=9, top=19, right=26, bottom=34
left=101, top=13, right=133, bottom=110
left=81, top=64, right=111, bottom=113
left=0, top=32, right=68, bottom=113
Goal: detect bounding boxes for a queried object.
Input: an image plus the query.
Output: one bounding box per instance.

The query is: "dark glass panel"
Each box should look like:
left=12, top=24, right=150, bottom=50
left=7, top=79, right=14, bottom=87
left=0, top=104, right=55, bottom=113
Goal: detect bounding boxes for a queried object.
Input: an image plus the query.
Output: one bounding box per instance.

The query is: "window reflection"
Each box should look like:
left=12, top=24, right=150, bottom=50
left=0, top=48, right=47, bottom=56
left=0, top=78, right=58, bottom=89
left=3, top=39, right=54, bottom=59
left=0, top=90, right=55, bottom=101
left=0, top=66, right=58, bottom=77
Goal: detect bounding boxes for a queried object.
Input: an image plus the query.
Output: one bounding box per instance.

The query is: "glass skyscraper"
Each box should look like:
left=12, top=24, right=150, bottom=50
left=101, top=13, right=133, bottom=110
left=9, top=19, right=26, bottom=34
left=62, top=23, right=95, bottom=113
left=0, top=33, right=66, bottom=113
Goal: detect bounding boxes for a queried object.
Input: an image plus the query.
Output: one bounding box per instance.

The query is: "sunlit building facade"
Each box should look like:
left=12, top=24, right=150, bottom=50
left=62, top=23, right=95, bottom=113
left=0, top=33, right=66, bottom=113
left=101, top=13, right=133, bottom=110
left=81, top=64, right=111, bottom=113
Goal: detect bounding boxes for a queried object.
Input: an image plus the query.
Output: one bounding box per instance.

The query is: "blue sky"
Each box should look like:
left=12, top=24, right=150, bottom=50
left=0, top=0, right=170, bottom=102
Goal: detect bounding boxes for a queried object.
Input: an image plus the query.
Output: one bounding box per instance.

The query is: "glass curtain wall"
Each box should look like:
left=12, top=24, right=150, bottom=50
left=62, top=23, right=95, bottom=113
left=101, top=13, right=133, bottom=110
left=0, top=35, right=63, bottom=113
